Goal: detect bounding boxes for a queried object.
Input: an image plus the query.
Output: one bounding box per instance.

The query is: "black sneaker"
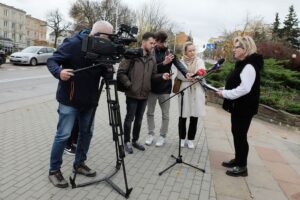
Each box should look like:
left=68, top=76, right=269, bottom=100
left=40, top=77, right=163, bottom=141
left=64, top=145, right=76, bottom=156
left=132, top=141, right=145, bottom=151
left=124, top=142, right=133, bottom=154
left=73, top=163, right=96, bottom=177
left=48, top=170, right=69, bottom=188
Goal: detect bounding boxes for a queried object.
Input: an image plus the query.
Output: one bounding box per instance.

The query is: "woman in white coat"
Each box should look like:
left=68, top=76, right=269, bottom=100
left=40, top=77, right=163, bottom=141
left=176, top=42, right=206, bottom=148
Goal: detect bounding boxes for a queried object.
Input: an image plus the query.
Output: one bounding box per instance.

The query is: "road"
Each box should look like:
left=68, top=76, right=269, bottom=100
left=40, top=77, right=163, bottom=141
left=0, top=63, right=57, bottom=112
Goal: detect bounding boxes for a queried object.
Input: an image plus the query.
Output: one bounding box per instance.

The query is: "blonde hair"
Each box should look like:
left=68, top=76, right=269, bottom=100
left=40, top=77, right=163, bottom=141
left=233, top=36, right=257, bottom=57
left=183, top=41, right=194, bottom=54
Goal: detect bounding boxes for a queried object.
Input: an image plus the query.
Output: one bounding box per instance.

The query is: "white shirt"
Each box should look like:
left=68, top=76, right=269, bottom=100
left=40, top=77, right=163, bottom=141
left=222, top=64, right=256, bottom=100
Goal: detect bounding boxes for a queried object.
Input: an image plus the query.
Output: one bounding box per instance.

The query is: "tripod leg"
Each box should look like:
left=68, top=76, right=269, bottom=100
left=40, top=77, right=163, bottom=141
left=105, top=80, right=132, bottom=196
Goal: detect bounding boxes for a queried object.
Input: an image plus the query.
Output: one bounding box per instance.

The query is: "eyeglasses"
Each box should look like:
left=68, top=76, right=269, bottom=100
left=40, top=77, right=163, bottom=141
left=233, top=45, right=243, bottom=49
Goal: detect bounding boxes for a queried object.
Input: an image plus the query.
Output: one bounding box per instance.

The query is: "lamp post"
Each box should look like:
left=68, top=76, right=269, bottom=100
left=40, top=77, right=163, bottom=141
left=173, top=32, right=177, bottom=53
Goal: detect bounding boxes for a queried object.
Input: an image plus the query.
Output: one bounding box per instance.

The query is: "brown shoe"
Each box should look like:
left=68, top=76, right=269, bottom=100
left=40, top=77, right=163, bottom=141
left=73, top=163, right=96, bottom=177
left=48, top=170, right=69, bottom=188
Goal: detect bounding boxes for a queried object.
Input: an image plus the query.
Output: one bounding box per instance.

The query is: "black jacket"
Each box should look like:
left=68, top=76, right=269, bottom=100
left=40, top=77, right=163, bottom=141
left=223, top=53, right=264, bottom=116
left=151, top=47, right=188, bottom=94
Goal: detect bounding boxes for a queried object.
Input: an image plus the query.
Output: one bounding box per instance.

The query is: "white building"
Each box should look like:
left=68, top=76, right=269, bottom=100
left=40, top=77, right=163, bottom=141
left=0, top=3, right=26, bottom=52
left=48, top=30, right=73, bottom=48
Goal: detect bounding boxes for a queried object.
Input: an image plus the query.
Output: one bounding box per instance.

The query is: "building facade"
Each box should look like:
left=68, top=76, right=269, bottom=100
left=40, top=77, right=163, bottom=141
left=25, top=15, right=47, bottom=47
left=0, top=3, right=26, bottom=52
left=48, top=30, right=73, bottom=48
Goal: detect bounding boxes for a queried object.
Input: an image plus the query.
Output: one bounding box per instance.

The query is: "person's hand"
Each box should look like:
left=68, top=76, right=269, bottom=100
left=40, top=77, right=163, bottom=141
left=60, top=69, right=74, bottom=81
left=186, top=72, right=193, bottom=81
left=162, top=72, right=171, bottom=80
left=216, top=90, right=224, bottom=98
left=162, top=54, right=174, bottom=65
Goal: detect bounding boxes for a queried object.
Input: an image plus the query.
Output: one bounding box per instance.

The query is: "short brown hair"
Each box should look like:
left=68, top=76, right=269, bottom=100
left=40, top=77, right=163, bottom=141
left=154, top=31, right=168, bottom=43
left=142, top=32, right=155, bottom=41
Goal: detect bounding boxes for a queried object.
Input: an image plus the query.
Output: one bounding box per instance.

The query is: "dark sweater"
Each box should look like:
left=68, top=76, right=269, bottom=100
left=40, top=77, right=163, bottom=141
left=223, top=53, right=264, bottom=116
left=47, top=30, right=103, bottom=109
left=151, top=47, right=188, bottom=94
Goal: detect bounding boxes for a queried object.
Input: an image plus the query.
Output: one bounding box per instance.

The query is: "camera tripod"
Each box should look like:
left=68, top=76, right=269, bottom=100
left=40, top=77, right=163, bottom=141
left=69, top=78, right=132, bottom=199
left=158, top=75, right=214, bottom=176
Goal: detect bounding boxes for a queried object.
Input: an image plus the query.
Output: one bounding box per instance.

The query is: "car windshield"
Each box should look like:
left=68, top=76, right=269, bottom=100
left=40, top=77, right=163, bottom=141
left=21, top=46, right=39, bottom=53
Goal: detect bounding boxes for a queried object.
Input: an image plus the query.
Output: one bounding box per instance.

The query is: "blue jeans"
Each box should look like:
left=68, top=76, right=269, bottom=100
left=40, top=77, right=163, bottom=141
left=50, top=103, right=95, bottom=172
left=123, top=97, right=147, bottom=143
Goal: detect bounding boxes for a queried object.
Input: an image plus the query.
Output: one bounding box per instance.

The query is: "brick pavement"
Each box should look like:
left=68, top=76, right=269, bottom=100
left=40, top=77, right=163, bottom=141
left=1, top=91, right=300, bottom=200
left=0, top=92, right=214, bottom=200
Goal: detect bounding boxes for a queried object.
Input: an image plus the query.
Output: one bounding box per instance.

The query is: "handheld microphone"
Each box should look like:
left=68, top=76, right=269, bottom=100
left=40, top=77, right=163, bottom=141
left=206, top=58, right=225, bottom=73
left=191, top=58, right=225, bottom=78
left=191, top=68, right=206, bottom=78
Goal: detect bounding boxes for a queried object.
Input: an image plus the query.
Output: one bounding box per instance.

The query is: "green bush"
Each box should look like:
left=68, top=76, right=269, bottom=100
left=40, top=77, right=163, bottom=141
left=205, top=59, right=300, bottom=115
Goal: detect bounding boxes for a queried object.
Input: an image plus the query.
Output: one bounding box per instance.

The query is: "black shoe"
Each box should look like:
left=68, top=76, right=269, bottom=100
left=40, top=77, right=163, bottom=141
left=48, top=170, right=69, bottom=188
left=64, top=145, right=76, bottom=156
left=124, top=142, right=133, bottom=154
left=222, top=159, right=237, bottom=168
left=73, top=163, right=96, bottom=177
left=226, top=166, right=248, bottom=177
left=132, top=141, right=145, bottom=151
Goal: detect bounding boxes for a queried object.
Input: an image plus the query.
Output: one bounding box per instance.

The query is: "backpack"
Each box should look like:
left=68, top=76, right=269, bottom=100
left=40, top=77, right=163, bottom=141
left=117, top=59, right=135, bottom=92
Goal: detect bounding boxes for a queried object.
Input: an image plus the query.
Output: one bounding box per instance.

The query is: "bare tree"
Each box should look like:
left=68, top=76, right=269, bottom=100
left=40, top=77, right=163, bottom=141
left=46, top=9, right=71, bottom=48
left=69, top=0, right=135, bottom=32
left=136, top=0, right=172, bottom=42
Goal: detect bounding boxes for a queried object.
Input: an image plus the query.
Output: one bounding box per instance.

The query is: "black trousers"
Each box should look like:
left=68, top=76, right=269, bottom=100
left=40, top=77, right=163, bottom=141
left=124, top=97, right=147, bottom=143
left=231, top=114, right=253, bottom=167
left=178, top=117, right=198, bottom=140
left=66, top=118, right=79, bottom=147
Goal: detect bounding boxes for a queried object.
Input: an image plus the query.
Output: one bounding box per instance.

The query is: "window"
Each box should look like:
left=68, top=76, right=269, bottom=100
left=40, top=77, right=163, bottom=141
left=12, top=23, right=15, bottom=29
left=4, top=10, right=8, bottom=16
left=39, top=48, right=47, bottom=53
left=4, top=21, right=8, bottom=27
left=47, top=48, right=55, bottom=53
left=4, top=32, right=7, bottom=38
left=19, top=34, right=22, bottom=41
left=19, top=24, right=23, bottom=30
left=12, top=33, right=16, bottom=40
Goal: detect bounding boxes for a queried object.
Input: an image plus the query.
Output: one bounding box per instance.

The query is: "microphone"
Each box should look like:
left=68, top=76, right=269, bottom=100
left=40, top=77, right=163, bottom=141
left=191, top=68, right=206, bottom=78
left=207, top=58, right=225, bottom=73
left=191, top=58, right=225, bottom=78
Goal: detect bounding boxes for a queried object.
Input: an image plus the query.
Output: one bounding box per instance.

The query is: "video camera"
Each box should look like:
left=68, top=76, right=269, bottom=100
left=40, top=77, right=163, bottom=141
left=81, top=24, right=143, bottom=64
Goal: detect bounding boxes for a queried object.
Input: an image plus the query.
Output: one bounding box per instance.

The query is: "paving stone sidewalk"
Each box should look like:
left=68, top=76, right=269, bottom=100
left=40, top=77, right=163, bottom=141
left=1, top=92, right=299, bottom=200
left=0, top=92, right=214, bottom=200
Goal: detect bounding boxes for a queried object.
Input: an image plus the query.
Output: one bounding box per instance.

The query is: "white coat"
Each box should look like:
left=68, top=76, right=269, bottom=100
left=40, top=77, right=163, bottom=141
left=176, top=57, right=206, bottom=118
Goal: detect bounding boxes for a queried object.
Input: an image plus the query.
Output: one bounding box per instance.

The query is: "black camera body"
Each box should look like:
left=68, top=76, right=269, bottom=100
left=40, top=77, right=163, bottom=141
left=81, top=24, right=143, bottom=64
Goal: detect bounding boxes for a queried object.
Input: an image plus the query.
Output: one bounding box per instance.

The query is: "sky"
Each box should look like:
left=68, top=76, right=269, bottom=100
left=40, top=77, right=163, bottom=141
left=1, top=0, right=300, bottom=50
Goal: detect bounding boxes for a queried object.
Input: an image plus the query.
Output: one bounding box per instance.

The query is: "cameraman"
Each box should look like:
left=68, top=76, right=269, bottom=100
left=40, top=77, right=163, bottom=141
left=117, top=32, right=171, bottom=154
left=47, top=21, right=113, bottom=188
left=145, top=31, right=193, bottom=147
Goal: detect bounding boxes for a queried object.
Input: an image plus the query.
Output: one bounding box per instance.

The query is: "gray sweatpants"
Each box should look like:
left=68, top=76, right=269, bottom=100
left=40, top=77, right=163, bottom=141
left=146, top=92, right=170, bottom=137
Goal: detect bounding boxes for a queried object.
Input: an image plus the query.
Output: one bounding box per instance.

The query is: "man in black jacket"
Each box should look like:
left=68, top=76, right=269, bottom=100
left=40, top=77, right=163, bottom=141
left=145, top=31, right=192, bottom=147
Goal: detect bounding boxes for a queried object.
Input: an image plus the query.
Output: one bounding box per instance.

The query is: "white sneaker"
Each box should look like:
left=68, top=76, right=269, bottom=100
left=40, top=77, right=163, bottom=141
left=187, top=140, right=194, bottom=149
left=155, top=136, right=166, bottom=147
left=145, top=135, right=154, bottom=145
left=180, top=139, right=186, bottom=148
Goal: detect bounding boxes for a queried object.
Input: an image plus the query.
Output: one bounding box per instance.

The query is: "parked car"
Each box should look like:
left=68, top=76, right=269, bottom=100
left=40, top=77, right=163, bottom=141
left=0, top=50, right=5, bottom=65
left=10, top=46, right=55, bottom=66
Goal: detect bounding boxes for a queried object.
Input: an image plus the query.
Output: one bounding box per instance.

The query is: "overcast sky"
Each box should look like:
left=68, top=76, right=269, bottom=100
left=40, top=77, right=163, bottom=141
left=2, top=0, right=300, bottom=48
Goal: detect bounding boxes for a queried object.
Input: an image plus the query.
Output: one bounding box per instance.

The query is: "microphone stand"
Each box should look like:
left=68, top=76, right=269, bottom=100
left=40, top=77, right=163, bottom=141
left=158, top=70, right=218, bottom=176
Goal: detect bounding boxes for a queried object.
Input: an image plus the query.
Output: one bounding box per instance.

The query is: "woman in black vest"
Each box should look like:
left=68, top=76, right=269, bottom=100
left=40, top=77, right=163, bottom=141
left=216, top=36, right=263, bottom=177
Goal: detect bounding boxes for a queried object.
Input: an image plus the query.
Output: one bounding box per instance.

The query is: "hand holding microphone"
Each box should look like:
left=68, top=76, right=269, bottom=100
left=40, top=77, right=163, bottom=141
left=191, top=58, right=225, bottom=78
left=191, top=68, right=206, bottom=78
